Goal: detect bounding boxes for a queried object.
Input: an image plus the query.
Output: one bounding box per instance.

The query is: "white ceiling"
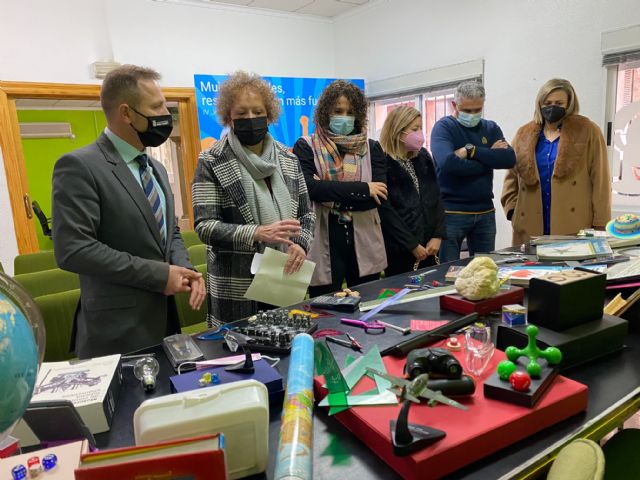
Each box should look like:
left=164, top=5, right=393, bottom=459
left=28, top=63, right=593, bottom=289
left=161, top=0, right=371, bottom=18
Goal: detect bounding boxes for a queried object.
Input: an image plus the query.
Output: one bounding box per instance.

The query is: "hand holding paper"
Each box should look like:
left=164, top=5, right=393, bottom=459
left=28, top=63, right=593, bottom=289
left=284, top=244, right=306, bottom=274
left=245, top=247, right=315, bottom=307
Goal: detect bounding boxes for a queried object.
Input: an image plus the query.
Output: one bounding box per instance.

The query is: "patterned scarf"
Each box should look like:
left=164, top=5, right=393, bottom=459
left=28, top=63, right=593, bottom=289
left=396, top=158, right=420, bottom=192
left=228, top=132, right=292, bottom=251
left=311, top=127, right=368, bottom=222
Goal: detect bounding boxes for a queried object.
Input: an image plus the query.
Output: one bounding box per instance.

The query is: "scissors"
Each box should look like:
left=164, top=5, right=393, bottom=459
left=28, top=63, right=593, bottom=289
left=341, top=317, right=386, bottom=333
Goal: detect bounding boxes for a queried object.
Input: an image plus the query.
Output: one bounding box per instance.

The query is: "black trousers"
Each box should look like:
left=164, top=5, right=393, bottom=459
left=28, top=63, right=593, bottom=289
left=309, top=214, right=380, bottom=298
left=385, top=251, right=437, bottom=278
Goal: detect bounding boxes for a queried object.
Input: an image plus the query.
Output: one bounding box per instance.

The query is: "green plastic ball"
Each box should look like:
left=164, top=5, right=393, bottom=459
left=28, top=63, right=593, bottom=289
left=526, top=324, right=539, bottom=337
left=545, top=347, right=563, bottom=365
left=497, top=360, right=517, bottom=381
left=505, top=346, right=520, bottom=362
left=527, top=360, right=542, bottom=378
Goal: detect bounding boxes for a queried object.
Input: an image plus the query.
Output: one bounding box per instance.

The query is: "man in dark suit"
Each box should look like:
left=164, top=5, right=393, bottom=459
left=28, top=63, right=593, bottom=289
left=52, top=65, right=205, bottom=359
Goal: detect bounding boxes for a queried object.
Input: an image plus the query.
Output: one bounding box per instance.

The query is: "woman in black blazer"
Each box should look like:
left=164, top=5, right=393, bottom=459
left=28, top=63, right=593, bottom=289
left=378, top=106, right=446, bottom=276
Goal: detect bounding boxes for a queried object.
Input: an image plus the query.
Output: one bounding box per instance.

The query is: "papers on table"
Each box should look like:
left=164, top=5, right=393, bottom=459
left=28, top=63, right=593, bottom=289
left=244, top=247, right=315, bottom=307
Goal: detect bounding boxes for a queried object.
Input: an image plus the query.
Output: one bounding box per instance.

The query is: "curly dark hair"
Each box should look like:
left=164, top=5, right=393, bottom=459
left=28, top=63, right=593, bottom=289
left=313, top=80, right=368, bottom=133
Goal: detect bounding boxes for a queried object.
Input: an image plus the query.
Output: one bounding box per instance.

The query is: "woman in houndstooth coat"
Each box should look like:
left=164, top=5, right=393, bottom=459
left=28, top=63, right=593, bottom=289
left=192, top=72, right=315, bottom=325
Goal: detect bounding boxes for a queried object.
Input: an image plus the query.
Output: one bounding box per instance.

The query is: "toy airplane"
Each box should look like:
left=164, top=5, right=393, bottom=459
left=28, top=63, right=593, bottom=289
left=366, top=367, right=468, bottom=411
left=315, top=342, right=398, bottom=415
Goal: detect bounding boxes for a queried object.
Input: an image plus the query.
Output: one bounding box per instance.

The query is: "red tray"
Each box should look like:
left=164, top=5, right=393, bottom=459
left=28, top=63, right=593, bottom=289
left=440, top=286, right=525, bottom=315
left=314, top=341, right=588, bottom=480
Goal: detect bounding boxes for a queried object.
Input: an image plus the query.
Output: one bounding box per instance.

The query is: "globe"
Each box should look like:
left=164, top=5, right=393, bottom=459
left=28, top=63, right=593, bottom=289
left=0, top=272, right=45, bottom=444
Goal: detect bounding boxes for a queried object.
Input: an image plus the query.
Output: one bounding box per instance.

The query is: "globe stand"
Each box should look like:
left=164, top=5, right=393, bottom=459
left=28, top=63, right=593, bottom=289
left=390, top=399, right=445, bottom=456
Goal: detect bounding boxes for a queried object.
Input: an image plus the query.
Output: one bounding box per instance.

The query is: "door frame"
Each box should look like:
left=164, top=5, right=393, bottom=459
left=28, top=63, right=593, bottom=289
left=0, top=81, right=200, bottom=254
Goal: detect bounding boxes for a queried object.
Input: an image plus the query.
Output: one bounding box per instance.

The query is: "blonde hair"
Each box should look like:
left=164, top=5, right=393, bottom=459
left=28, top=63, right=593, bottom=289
left=216, top=71, right=281, bottom=126
left=533, top=79, right=580, bottom=125
left=379, top=106, right=422, bottom=160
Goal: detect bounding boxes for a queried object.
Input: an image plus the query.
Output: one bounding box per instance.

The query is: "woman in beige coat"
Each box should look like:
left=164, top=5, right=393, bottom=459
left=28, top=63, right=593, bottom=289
left=501, top=79, right=611, bottom=246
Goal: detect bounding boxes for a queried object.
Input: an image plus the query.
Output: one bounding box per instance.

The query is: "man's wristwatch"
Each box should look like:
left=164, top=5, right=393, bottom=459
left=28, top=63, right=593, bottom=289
left=465, top=143, right=476, bottom=159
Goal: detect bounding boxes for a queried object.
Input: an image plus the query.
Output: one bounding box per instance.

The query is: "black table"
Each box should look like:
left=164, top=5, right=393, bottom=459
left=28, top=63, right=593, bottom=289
left=96, top=259, right=640, bottom=480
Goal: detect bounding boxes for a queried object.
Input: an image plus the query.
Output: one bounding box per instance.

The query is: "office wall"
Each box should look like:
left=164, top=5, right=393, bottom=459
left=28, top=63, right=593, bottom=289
left=334, top=0, right=640, bottom=248
left=0, top=0, right=335, bottom=271
left=0, top=0, right=335, bottom=84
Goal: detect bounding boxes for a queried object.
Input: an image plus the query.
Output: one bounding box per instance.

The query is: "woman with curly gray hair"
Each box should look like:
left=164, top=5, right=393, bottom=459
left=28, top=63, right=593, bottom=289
left=192, top=71, right=315, bottom=325
left=293, top=80, right=387, bottom=297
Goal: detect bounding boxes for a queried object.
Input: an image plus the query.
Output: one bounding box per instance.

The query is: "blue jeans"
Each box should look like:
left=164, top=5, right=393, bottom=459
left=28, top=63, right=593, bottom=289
left=440, top=211, right=496, bottom=263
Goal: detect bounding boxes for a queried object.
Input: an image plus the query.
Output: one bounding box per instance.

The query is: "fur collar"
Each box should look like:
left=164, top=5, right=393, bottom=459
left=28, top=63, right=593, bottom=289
left=513, top=114, right=592, bottom=186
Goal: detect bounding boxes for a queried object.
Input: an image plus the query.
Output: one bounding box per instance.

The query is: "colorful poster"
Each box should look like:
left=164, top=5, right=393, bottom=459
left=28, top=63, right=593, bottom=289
left=194, top=74, right=365, bottom=150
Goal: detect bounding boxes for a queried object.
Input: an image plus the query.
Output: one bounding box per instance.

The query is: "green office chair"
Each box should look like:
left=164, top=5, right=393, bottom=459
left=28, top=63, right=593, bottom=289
left=547, top=430, right=640, bottom=480
left=181, top=230, right=203, bottom=248
left=547, top=439, right=605, bottom=480
left=14, top=268, right=80, bottom=298
left=187, top=244, right=207, bottom=267
left=34, top=289, right=79, bottom=361
left=175, top=262, right=208, bottom=335
left=14, top=250, right=58, bottom=275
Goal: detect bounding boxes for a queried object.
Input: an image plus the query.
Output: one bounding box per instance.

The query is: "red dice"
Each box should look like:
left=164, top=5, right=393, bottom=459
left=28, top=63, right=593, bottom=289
left=509, top=371, right=532, bottom=392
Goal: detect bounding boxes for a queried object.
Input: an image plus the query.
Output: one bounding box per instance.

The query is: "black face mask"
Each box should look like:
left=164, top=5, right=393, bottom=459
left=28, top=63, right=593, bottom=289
left=130, top=106, right=173, bottom=147
left=541, top=105, right=566, bottom=124
left=233, top=116, right=268, bottom=146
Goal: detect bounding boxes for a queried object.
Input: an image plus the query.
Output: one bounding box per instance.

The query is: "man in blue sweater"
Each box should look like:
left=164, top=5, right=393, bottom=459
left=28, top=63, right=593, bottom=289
left=430, top=81, right=516, bottom=262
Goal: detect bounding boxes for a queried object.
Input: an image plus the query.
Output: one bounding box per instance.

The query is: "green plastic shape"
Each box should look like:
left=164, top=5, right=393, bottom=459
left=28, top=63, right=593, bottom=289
left=502, top=325, right=562, bottom=378
left=497, top=360, right=517, bottom=381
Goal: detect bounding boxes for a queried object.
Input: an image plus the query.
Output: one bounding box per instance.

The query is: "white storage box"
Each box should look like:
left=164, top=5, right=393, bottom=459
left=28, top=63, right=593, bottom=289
left=133, top=379, right=269, bottom=479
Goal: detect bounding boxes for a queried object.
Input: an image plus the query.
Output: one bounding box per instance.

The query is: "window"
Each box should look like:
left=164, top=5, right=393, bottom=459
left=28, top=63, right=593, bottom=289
left=604, top=57, right=640, bottom=207
left=368, top=87, right=456, bottom=151
left=615, top=61, right=640, bottom=111
left=423, top=91, right=455, bottom=151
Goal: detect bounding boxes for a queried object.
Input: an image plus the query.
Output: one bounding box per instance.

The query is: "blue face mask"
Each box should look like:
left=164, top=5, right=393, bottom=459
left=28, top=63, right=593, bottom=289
left=329, top=115, right=355, bottom=135
left=457, top=111, right=482, bottom=128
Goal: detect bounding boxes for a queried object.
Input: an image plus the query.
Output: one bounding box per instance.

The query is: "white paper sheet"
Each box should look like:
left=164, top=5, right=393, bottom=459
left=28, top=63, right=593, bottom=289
left=244, top=247, right=315, bottom=307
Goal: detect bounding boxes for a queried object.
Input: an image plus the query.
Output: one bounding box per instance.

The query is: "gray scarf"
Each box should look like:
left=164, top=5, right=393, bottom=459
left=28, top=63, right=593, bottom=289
left=228, top=132, right=293, bottom=251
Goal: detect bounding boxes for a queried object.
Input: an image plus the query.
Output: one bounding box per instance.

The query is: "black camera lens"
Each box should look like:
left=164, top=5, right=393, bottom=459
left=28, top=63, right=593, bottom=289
left=442, top=356, right=463, bottom=378
left=408, top=361, right=426, bottom=379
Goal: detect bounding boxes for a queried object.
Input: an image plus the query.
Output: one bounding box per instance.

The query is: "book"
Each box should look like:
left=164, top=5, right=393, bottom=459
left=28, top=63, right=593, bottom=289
left=536, top=239, right=612, bottom=260
left=74, top=434, right=227, bottom=480
left=30, top=354, right=122, bottom=434
left=530, top=235, right=585, bottom=245
left=606, top=257, right=640, bottom=283
left=608, top=236, right=640, bottom=248
left=1, top=440, right=89, bottom=480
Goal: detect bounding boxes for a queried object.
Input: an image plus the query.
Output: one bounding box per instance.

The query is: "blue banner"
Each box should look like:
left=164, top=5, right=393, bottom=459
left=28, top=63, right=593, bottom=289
left=194, top=74, right=365, bottom=149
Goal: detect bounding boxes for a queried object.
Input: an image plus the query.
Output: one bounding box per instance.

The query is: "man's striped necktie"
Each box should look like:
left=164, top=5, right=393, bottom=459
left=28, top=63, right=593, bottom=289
left=136, top=154, right=166, bottom=246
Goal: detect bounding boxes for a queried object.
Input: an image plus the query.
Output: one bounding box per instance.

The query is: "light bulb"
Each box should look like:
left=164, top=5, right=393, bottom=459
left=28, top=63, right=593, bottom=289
left=133, top=356, right=160, bottom=392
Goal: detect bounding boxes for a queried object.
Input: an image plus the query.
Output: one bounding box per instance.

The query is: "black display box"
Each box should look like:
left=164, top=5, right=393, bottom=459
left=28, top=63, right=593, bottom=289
left=483, top=359, right=558, bottom=408
left=528, top=270, right=606, bottom=331
left=496, top=315, right=628, bottom=371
